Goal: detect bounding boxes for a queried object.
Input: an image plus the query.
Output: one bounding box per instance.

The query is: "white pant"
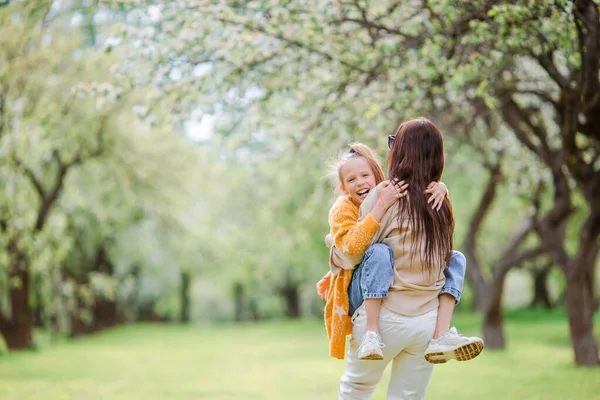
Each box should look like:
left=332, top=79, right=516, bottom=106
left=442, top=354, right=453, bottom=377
left=339, top=305, right=437, bottom=400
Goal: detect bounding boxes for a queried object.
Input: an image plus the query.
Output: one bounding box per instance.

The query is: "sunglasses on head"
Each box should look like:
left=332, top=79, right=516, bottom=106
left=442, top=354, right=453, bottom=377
left=388, top=135, right=395, bottom=149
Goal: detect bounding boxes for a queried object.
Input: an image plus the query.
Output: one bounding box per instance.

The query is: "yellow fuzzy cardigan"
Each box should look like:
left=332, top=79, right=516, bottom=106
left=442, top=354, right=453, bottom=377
left=317, top=196, right=380, bottom=359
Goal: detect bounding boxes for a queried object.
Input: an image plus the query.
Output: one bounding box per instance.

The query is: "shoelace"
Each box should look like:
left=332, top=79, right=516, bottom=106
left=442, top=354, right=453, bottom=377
left=445, top=327, right=465, bottom=338
left=356, top=333, right=385, bottom=355
left=438, top=328, right=469, bottom=345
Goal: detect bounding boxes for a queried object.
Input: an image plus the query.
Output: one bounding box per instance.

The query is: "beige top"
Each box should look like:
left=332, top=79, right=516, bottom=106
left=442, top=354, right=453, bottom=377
left=331, top=186, right=446, bottom=316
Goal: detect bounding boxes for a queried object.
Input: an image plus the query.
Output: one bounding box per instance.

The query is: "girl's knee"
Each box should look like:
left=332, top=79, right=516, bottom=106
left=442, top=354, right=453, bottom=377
left=364, top=244, right=394, bottom=280
left=367, top=243, right=393, bottom=259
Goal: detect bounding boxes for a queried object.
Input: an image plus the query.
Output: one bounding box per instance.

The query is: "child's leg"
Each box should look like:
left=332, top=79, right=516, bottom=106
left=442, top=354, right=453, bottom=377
left=364, top=300, right=381, bottom=333
left=348, top=243, right=394, bottom=330
left=434, top=250, right=466, bottom=338
left=435, top=294, right=457, bottom=338
left=347, top=243, right=394, bottom=360
left=425, top=250, right=484, bottom=364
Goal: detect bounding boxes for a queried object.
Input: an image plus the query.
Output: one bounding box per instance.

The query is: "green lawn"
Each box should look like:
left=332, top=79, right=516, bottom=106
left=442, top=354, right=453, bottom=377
left=0, top=311, right=599, bottom=399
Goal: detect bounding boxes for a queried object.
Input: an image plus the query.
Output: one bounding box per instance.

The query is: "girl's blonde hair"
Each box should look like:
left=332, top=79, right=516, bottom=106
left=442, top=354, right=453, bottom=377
left=328, top=143, right=386, bottom=192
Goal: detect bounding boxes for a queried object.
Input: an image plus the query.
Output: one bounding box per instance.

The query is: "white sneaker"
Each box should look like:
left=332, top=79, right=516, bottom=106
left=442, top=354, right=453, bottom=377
left=357, top=330, right=385, bottom=360
left=424, top=327, right=484, bottom=364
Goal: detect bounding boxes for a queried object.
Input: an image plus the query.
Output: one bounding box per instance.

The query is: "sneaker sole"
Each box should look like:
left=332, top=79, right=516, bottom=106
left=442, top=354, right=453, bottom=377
left=359, top=352, right=384, bottom=360
left=424, top=340, right=484, bottom=364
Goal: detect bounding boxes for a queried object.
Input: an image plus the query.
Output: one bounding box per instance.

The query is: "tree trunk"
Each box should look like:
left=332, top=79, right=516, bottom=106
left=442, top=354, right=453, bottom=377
left=91, top=252, right=120, bottom=331
left=233, top=282, right=244, bottom=322
left=93, top=299, right=120, bottom=330
left=138, top=301, right=161, bottom=322
left=0, top=270, right=33, bottom=349
left=71, top=297, right=121, bottom=337
left=469, top=271, right=488, bottom=312
left=70, top=247, right=121, bottom=336
left=0, top=247, right=33, bottom=349
left=6, top=128, right=96, bottom=344
left=481, top=230, right=544, bottom=350
left=482, top=271, right=508, bottom=349
left=563, top=211, right=600, bottom=366
left=249, top=298, right=260, bottom=321
left=180, top=271, right=191, bottom=323
left=482, top=304, right=504, bottom=349
left=281, top=283, right=300, bottom=318
left=463, top=162, right=502, bottom=311
left=33, top=273, right=46, bottom=327
left=530, top=264, right=554, bottom=309
left=565, top=270, right=599, bottom=365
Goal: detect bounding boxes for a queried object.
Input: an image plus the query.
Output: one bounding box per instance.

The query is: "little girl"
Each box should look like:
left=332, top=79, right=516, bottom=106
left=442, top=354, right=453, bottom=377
left=318, top=143, right=483, bottom=362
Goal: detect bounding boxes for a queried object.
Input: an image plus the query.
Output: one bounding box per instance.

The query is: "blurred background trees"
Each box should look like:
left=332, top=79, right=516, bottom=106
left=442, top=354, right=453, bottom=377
left=0, top=0, right=598, bottom=367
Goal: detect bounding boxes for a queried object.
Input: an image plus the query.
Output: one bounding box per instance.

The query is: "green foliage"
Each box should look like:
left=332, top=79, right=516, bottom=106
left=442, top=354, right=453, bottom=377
left=0, top=2, right=208, bottom=331
left=0, top=0, right=596, bottom=335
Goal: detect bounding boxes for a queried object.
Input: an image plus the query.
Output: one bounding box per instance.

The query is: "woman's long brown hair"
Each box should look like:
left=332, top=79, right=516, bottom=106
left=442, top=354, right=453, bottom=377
left=387, top=117, right=455, bottom=272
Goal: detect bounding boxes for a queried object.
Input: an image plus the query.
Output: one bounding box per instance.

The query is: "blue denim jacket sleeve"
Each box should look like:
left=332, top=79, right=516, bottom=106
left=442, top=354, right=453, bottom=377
left=439, top=250, right=466, bottom=304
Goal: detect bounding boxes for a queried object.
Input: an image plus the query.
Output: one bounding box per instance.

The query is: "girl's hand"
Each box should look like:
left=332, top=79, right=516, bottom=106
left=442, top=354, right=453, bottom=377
left=325, top=234, right=333, bottom=249
left=316, top=273, right=332, bottom=300
left=425, top=181, right=448, bottom=211
left=378, top=179, right=408, bottom=209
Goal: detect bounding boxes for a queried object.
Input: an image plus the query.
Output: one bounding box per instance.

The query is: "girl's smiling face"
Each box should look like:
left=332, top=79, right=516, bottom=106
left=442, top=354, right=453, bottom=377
left=340, top=157, right=377, bottom=206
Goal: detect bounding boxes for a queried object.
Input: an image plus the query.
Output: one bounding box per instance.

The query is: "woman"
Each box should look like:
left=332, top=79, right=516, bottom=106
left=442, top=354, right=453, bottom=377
left=338, top=117, right=476, bottom=399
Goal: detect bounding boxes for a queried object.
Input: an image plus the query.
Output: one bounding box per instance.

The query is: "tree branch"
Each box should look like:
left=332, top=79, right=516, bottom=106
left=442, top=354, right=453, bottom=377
left=352, top=0, right=378, bottom=46
left=517, top=89, right=560, bottom=111
left=226, top=52, right=281, bottom=80
left=384, top=1, right=403, bottom=20
left=35, top=156, right=67, bottom=231
left=0, top=89, right=5, bottom=137
left=32, top=114, right=107, bottom=231
left=494, top=245, right=546, bottom=278
left=331, top=16, right=424, bottom=48
left=573, top=0, right=600, bottom=107
left=216, top=17, right=370, bottom=74
left=533, top=162, right=573, bottom=275
left=495, top=214, right=536, bottom=270
left=421, top=0, right=444, bottom=30
left=491, top=180, right=546, bottom=278
left=501, top=97, right=546, bottom=161
left=463, top=157, right=503, bottom=293
left=534, top=50, right=571, bottom=91
left=13, top=157, right=46, bottom=200
left=449, top=0, right=497, bottom=38
left=512, top=102, right=554, bottom=161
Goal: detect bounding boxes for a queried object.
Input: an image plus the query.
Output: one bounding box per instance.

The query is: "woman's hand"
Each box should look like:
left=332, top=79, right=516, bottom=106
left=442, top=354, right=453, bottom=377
left=425, top=181, right=448, bottom=211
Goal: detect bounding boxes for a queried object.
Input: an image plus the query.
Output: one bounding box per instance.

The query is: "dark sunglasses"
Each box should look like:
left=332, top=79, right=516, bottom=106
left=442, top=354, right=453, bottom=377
left=388, top=135, right=395, bottom=149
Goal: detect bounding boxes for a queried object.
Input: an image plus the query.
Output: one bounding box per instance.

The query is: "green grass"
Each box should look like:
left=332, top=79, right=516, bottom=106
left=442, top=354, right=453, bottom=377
left=0, top=311, right=599, bottom=399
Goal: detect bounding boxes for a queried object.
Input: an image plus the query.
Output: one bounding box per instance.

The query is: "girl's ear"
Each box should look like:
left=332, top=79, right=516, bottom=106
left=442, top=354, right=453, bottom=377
left=340, top=183, right=347, bottom=195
